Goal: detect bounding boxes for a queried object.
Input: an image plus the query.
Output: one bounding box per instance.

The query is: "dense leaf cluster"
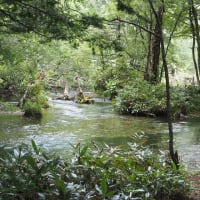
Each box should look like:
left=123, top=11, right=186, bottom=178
left=0, top=0, right=102, bottom=40
left=113, top=81, right=200, bottom=118
left=0, top=140, right=189, bottom=200
left=23, top=81, right=49, bottom=118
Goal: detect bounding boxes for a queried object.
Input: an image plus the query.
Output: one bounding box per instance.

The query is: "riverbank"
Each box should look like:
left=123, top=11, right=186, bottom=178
left=0, top=102, right=24, bottom=115
left=186, top=175, right=200, bottom=200
left=0, top=99, right=200, bottom=199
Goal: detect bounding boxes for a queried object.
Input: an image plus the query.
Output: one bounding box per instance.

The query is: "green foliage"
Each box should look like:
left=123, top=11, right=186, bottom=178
left=0, top=0, right=81, bottom=39
left=94, top=67, right=114, bottom=96
left=0, top=35, right=40, bottom=99
left=114, top=81, right=200, bottom=118
left=104, top=79, right=121, bottom=99
left=0, top=102, right=19, bottom=112
left=114, top=81, right=166, bottom=116
left=23, top=81, right=49, bottom=118
left=0, top=141, right=190, bottom=200
left=23, top=100, right=42, bottom=118
left=183, top=86, right=200, bottom=113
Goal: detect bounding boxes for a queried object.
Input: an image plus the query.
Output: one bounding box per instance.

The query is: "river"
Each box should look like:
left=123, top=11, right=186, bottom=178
left=0, top=99, right=200, bottom=171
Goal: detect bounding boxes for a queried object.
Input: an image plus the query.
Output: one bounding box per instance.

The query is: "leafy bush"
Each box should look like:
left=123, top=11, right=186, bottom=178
left=104, top=79, right=122, bottom=99
left=94, top=68, right=114, bottom=96
left=23, top=100, right=42, bottom=118
left=183, top=86, right=200, bottom=113
left=114, top=81, right=200, bottom=118
left=23, top=81, right=49, bottom=118
left=0, top=140, right=190, bottom=200
left=114, top=81, right=166, bottom=116
left=28, top=81, right=45, bottom=97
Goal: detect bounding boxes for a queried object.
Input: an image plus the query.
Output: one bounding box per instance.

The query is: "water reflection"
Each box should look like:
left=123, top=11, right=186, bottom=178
left=0, top=99, right=200, bottom=170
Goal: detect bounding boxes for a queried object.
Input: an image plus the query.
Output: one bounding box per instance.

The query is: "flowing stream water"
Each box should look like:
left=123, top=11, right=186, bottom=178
left=0, top=99, right=200, bottom=171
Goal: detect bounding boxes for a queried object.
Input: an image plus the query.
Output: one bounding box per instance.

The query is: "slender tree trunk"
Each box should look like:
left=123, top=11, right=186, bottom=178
left=189, top=0, right=200, bottom=84
left=144, top=10, right=153, bottom=81
left=144, top=31, right=152, bottom=81
left=116, top=17, right=121, bottom=40
left=159, top=11, right=183, bottom=82
left=161, top=36, right=179, bottom=169
left=149, top=0, right=179, bottom=168
left=191, top=0, right=200, bottom=77
left=157, top=4, right=179, bottom=169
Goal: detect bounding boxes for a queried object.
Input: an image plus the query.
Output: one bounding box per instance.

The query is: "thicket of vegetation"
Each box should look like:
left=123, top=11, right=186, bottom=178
left=113, top=82, right=200, bottom=118
left=0, top=0, right=200, bottom=198
left=0, top=140, right=190, bottom=200
left=1, top=0, right=200, bottom=118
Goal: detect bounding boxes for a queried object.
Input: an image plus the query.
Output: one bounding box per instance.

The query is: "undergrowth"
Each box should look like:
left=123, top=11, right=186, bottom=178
left=0, top=140, right=190, bottom=200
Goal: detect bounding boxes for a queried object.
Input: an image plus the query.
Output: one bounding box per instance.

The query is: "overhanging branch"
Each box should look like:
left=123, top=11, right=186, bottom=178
left=105, top=18, right=158, bottom=37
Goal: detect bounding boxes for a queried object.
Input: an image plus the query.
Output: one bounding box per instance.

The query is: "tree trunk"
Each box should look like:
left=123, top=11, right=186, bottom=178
left=159, top=10, right=183, bottom=82
left=161, top=36, right=179, bottom=169
left=189, top=0, right=200, bottom=85
left=144, top=10, right=153, bottom=81
left=150, top=6, right=163, bottom=83
left=191, top=0, right=200, bottom=77
left=158, top=5, right=179, bottom=169
left=148, top=0, right=179, bottom=168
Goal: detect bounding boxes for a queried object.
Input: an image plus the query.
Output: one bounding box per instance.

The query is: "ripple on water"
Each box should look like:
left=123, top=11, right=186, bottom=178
left=179, top=145, right=200, bottom=171
left=1, top=99, right=200, bottom=171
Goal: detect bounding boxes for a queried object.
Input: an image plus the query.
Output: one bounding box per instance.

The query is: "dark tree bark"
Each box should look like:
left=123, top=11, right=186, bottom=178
left=161, top=35, right=179, bottom=169
left=150, top=5, right=163, bottom=83
left=188, top=0, right=200, bottom=85
left=144, top=10, right=153, bottom=81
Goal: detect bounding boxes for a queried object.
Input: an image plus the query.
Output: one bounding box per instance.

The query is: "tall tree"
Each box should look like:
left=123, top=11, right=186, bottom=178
left=148, top=2, right=163, bottom=83
left=188, top=0, right=200, bottom=85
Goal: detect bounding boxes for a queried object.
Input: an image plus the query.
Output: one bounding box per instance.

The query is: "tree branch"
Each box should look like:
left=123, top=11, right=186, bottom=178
left=0, top=8, right=49, bottom=38
left=105, top=18, right=158, bottom=37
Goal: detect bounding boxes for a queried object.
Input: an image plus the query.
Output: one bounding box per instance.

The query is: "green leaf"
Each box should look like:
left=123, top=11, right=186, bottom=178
left=80, top=145, right=88, bottom=157
left=25, top=155, right=39, bottom=171
left=31, top=139, right=40, bottom=155
left=53, top=173, right=67, bottom=196
left=101, top=172, right=109, bottom=197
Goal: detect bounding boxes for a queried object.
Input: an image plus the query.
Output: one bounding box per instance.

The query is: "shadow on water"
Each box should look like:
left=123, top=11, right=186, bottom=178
left=0, top=98, right=200, bottom=170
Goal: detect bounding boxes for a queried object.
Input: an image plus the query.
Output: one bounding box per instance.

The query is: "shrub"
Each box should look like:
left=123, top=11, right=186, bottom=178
left=114, top=82, right=200, bottom=118
left=184, top=86, right=200, bottom=113
left=22, top=81, right=49, bottom=118
left=0, top=140, right=190, bottom=200
left=114, top=81, right=166, bottom=116
left=23, top=100, right=42, bottom=118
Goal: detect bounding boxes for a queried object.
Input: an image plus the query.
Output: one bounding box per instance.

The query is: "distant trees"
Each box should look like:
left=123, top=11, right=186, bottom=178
left=0, top=0, right=102, bottom=98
